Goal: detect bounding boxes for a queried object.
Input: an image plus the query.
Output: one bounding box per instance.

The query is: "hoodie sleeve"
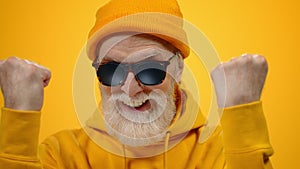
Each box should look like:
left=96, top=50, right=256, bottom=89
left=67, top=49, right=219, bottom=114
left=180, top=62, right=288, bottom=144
left=220, top=101, right=274, bottom=169
left=0, top=107, right=42, bottom=169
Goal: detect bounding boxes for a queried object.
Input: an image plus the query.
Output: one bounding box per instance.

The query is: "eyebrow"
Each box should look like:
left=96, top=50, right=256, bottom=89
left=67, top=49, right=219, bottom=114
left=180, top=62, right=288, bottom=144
left=127, top=48, right=161, bottom=59
left=103, top=48, right=172, bottom=63
left=101, top=55, right=160, bottom=65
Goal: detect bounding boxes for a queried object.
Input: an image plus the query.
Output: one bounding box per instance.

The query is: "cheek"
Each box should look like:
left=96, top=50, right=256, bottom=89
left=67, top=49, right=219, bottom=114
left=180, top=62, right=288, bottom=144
left=100, top=85, right=113, bottom=96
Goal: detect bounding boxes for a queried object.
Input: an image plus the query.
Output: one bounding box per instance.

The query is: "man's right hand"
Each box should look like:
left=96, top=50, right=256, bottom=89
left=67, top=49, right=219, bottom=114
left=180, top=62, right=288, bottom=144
left=0, top=57, right=51, bottom=111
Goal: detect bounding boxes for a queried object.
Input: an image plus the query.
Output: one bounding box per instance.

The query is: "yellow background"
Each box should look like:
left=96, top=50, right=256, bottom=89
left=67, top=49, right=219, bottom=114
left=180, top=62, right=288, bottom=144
left=0, top=0, right=299, bottom=168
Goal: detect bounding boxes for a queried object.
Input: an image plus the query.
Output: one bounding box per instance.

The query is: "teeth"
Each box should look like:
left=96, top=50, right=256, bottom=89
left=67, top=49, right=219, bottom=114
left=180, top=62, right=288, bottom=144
left=122, top=97, right=148, bottom=108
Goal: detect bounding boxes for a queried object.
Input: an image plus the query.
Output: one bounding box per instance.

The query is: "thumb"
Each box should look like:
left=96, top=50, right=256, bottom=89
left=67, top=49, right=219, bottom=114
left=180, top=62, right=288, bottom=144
left=24, top=59, right=52, bottom=87
left=36, top=67, right=51, bottom=87
left=42, top=69, right=51, bottom=87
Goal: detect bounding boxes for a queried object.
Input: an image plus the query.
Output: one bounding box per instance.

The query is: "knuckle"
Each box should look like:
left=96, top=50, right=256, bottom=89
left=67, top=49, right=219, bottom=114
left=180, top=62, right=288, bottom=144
left=237, top=54, right=251, bottom=65
left=240, top=54, right=267, bottom=65
left=257, top=55, right=267, bottom=63
left=216, top=62, right=225, bottom=70
left=222, top=61, right=233, bottom=69
left=31, top=64, right=39, bottom=70
left=27, top=64, right=38, bottom=74
left=241, top=53, right=252, bottom=59
left=244, top=54, right=253, bottom=61
left=219, top=62, right=226, bottom=67
left=5, top=56, right=28, bottom=68
left=241, top=53, right=248, bottom=57
left=7, top=56, right=18, bottom=60
left=230, top=57, right=238, bottom=62
left=253, top=55, right=268, bottom=65
left=252, top=54, right=263, bottom=59
left=6, top=56, right=19, bottom=64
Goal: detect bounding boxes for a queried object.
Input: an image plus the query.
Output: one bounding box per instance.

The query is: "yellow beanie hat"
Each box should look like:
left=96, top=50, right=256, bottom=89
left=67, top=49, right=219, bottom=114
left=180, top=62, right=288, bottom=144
left=86, top=0, right=190, bottom=61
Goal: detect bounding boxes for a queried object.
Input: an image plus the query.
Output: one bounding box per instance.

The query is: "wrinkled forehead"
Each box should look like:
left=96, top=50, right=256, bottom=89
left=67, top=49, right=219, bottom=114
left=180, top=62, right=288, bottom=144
left=96, top=33, right=176, bottom=63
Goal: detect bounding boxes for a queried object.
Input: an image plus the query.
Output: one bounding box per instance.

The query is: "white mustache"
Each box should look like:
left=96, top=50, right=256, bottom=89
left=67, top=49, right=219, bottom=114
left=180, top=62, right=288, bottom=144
left=109, top=92, right=149, bottom=107
left=107, top=89, right=168, bottom=123
left=109, top=89, right=167, bottom=109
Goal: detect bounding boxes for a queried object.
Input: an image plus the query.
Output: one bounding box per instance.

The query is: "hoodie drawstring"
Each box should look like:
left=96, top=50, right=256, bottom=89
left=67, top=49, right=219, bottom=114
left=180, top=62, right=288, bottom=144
left=164, top=131, right=170, bottom=169
left=123, top=145, right=127, bottom=169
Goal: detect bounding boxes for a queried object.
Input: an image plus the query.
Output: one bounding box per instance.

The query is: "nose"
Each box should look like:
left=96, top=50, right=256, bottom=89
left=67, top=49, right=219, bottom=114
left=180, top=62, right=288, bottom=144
left=120, top=72, right=143, bottom=97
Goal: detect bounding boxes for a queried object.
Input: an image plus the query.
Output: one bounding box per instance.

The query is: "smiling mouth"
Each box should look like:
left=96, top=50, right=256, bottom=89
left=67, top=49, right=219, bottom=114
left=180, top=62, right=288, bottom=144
left=120, top=99, right=151, bottom=112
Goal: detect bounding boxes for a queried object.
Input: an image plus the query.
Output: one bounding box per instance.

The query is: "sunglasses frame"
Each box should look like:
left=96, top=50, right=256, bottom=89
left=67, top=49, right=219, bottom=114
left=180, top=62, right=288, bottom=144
left=93, top=52, right=179, bottom=86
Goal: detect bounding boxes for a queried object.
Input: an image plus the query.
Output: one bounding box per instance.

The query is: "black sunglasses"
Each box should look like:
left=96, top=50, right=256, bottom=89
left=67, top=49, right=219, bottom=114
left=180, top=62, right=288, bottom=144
left=93, top=53, right=177, bottom=86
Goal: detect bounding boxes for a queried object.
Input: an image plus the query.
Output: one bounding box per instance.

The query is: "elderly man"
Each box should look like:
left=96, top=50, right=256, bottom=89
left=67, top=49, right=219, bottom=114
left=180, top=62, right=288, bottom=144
left=0, top=0, right=273, bottom=168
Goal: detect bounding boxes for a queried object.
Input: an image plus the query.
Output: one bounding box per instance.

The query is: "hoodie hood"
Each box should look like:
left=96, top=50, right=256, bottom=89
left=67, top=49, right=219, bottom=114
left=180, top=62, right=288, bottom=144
left=84, top=84, right=206, bottom=158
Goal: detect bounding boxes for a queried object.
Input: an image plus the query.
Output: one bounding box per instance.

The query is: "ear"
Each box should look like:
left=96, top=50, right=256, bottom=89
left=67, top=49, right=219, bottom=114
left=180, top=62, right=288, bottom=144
left=175, top=52, right=184, bottom=84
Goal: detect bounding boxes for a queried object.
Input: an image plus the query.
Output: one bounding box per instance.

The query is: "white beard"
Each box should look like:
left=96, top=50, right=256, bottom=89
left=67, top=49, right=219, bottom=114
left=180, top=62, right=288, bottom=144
left=100, top=83, right=176, bottom=147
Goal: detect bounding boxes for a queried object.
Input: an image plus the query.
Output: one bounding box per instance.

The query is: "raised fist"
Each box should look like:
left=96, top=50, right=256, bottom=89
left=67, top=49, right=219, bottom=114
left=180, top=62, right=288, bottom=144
left=0, top=57, right=51, bottom=111
left=211, top=54, right=268, bottom=108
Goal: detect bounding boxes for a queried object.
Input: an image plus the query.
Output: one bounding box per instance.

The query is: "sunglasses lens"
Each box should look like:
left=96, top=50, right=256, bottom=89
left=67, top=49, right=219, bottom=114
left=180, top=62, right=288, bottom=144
left=97, top=63, right=125, bottom=86
left=136, top=61, right=167, bottom=85
left=137, top=68, right=166, bottom=85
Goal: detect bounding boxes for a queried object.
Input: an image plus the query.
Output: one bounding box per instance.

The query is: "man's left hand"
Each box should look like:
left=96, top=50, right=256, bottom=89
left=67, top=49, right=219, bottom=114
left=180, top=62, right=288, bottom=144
left=211, top=54, right=268, bottom=108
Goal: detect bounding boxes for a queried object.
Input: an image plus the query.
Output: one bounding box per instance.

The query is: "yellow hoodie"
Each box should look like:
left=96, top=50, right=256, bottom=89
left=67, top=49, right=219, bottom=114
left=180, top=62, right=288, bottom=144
left=0, top=89, right=273, bottom=169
